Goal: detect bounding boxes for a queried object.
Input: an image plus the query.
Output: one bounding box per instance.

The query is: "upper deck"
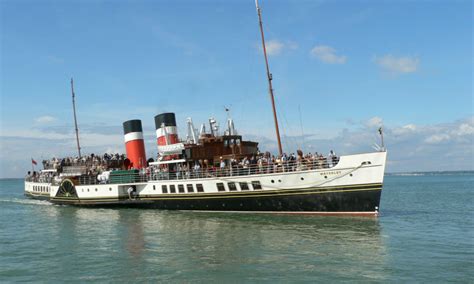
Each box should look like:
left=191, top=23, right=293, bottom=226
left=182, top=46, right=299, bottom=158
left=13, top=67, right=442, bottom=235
left=26, top=157, right=341, bottom=186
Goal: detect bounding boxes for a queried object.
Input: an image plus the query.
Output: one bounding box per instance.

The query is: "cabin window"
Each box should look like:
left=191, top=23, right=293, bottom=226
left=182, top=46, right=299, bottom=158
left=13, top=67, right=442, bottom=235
left=178, top=184, right=185, bottom=193
left=228, top=182, right=237, bottom=191
left=162, top=185, right=168, bottom=193
left=252, top=181, right=262, bottom=190
left=240, top=182, right=249, bottom=191
left=216, top=183, right=226, bottom=192
left=153, top=185, right=156, bottom=190
left=196, top=184, right=204, bottom=192
left=170, top=185, right=176, bottom=193
left=187, top=184, right=194, bottom=193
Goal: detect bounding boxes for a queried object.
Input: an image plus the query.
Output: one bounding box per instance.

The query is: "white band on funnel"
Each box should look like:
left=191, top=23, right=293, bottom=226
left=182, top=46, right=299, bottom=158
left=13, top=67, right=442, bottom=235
left=124, top=132, right=144, bottom=143
left=155, top=126, right=178, bottom=138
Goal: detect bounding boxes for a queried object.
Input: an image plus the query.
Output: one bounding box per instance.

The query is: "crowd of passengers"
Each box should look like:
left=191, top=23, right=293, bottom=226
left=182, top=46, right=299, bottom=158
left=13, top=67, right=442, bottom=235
left=26, top=153, right=128, bottom=183
left=164, top=150, right=339, bottom=179
left=42, top=153, right=127, bottom=170
left=26, top=150, right=339, bottom=183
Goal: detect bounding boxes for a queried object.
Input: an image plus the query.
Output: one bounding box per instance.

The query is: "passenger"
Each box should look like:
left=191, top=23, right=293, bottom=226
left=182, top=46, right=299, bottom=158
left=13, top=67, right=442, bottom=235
left=329, top=150, right=337, bottom=167
left=127, top=186, right=134, bottom=199
left=219, top=157, right=226, bottom=176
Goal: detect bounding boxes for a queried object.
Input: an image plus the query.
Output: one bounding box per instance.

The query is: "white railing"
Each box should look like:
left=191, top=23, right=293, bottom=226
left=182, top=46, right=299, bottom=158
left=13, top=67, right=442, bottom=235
left=26, top=158, right=340, bottom=186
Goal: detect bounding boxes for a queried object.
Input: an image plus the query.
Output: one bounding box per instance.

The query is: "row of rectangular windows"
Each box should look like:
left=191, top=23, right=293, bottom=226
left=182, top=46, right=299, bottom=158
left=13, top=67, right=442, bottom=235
left=159, top=184, right=205, bottom=194
left=33, top=185, right=49, bottom=193
left=156, top=181, right=262, bottom=194
left=217, top=181, right=262, bottom=192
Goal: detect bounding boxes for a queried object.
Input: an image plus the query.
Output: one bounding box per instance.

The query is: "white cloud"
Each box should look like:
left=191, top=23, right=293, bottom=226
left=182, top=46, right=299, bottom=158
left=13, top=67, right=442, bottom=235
left=265, top=40, right=284, bottom=55
left=454, top=123, right=474, bottom=136
left=424, top=134, right=450, bottom=144
left=365, top=116, right=383, bottom=128
left=34, top=116, right=56, bottom=124
left=259, top=40, right=298, bottom=56
left=310, top=45, right=347, bottom=64
left=392, top=124, right=417, bottom=135
left=374, top=54, right=419, bottom=74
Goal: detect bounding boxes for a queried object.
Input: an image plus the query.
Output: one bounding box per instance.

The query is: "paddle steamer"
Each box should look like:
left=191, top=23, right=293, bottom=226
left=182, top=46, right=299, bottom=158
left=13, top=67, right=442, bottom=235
left=24, top=1, right=387, bottom=216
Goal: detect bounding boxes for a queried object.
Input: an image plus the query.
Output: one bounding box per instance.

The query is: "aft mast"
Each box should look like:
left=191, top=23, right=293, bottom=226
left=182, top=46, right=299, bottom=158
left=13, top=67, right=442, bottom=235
left=255, top=0, right=283, bottom=156
left=70, top=78, right=82, bottom=158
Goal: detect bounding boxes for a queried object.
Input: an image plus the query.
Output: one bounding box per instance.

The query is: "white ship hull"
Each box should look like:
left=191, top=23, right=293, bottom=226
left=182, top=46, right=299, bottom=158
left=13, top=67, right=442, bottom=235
left=25, top=151, right=387, bottom=216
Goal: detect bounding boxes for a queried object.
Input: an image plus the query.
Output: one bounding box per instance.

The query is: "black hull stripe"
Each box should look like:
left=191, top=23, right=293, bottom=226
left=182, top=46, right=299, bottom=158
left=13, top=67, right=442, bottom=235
left=62, top=182, right=382, bottom=200
left=51, top=186, right=382, bottom=203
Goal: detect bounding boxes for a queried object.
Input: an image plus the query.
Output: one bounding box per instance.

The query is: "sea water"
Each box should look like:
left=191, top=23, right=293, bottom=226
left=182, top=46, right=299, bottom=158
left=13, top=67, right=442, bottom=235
left=0, top=174, right=473, bottom=282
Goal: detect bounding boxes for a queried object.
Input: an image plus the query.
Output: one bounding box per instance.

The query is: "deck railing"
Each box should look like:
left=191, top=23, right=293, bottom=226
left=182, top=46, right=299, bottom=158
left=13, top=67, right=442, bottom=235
left=26, top=158, right=340, bottom=186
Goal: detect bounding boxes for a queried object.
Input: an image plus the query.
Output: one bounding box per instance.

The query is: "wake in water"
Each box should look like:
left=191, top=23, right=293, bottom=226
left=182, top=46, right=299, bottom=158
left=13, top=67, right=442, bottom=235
left=0, top=198, right=54, bottom=206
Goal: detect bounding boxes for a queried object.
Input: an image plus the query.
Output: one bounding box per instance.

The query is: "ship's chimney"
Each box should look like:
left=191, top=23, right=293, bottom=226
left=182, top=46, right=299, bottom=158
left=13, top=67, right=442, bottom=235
left=123, top=119, right=147, bottom=169
left=154, top=112, right=179, bottom=146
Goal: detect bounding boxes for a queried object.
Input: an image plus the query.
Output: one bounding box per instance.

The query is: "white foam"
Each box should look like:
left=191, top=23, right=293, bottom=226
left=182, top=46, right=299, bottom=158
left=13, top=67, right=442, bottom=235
left=0, top=198, right=53, bottom=206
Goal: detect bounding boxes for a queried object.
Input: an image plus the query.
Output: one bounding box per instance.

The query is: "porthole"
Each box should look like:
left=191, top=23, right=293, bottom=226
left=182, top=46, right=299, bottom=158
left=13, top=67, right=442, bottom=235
left=278, top=179, right=281, bottom=183
left=87, top=188, right=89, bottom=192
left=153, top=185, right=156, bottom=190
left=95, top=188, right=98, bottom=192
left=324, top=176, right=328, bottom=179
left=301, top=177, right=304, bottom=181
left=271, top=180, right=275, bottom=183
left=109, top=188, right=112, bottom=191
left=350, top=174, right=353, bottom=177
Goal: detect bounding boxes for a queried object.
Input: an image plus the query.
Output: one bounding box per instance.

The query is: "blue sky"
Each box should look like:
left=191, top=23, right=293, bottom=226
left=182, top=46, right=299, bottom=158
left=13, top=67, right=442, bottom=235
left=0, top=0, right=472, bottom=177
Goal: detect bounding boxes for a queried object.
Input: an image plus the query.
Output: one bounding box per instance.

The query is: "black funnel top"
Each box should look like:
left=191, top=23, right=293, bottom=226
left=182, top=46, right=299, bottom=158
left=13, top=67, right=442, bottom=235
left=123, top=119, right=143, bottom=134
left=154, top=113, right=176, bottom=129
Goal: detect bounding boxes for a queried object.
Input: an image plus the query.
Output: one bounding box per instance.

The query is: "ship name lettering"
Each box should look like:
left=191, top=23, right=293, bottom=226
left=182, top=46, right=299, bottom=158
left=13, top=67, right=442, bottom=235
left=320, top=171, right=341, bottom=176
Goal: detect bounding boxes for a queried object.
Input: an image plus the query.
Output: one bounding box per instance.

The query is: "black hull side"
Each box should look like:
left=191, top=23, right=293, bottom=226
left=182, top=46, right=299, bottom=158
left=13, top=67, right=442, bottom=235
left=24, top=192, right=50, bottom=201
left=51, top=184, right=382, bottom=213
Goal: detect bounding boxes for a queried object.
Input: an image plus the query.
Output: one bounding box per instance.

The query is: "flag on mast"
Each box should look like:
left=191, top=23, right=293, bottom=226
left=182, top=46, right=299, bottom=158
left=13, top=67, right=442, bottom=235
left=31, top=158, right=37, bottom=166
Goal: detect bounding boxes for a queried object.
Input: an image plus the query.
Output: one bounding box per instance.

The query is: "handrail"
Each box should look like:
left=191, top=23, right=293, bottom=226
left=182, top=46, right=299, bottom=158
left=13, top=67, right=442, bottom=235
left=26, top=158, right=341, bottom=186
